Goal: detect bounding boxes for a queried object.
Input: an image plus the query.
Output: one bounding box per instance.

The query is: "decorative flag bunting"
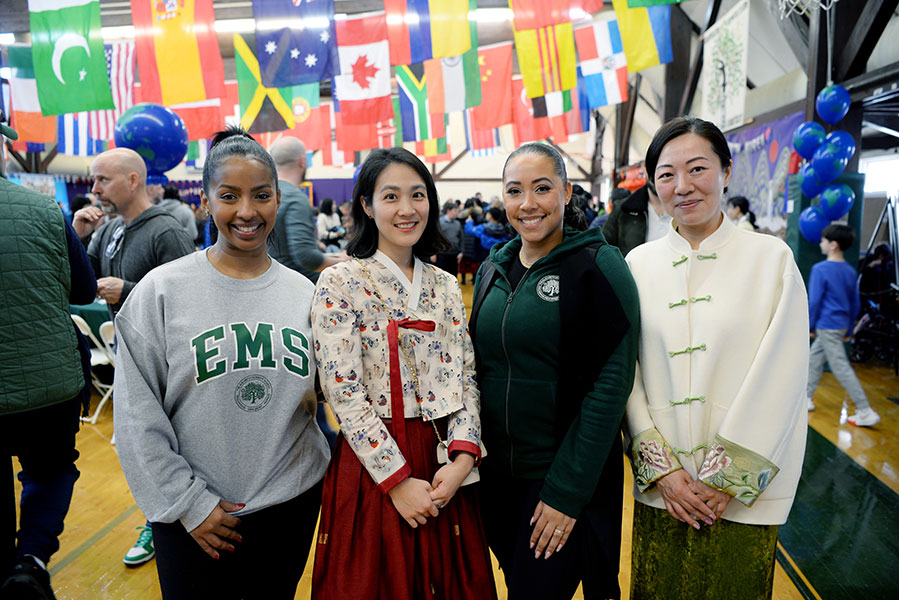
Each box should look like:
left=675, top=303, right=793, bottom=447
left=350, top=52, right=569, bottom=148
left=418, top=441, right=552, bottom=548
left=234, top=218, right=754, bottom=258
left=253, top=0, right=339, bottom=87
left=511, top=76, right=551, bottom=147
left=27, top=0, right=114, bottom=115
left=422, top=0, right=480, bottom=114
left=575, top=19, right=628, bottom=108
left=131, top=0, right=225, bottom=106
left=333, top=12, right=393, bottom=126
left=612, top=0, right=673, bottom=72
left=396, top=64, right=445, bottom=142
left=88, top=41, right=136, bottom=141
left=287, top=83, right=325, bottom=151
left=471, top=42, right=514, bottom=130
left=415, top=135, right=451, bottom=163
left=56, top=112, right=106, bottom=156
left=532, top=90, right=572, bottom=119
left=463, top=108, right=499, bottom=157
left=377, top=97, right=403, bottom=148
left=322, top=102, right=355, bottom=168
left=7, top=45, right=56, bottom=144
left=385, top=0, right=471, bottom=66
left=513, top=22, right=577, bottom=99
left=186, top=139, right=209, bottom=169
left=508, top=0, right=573, bottom=31
left=234, top=34, right=296, bottom=134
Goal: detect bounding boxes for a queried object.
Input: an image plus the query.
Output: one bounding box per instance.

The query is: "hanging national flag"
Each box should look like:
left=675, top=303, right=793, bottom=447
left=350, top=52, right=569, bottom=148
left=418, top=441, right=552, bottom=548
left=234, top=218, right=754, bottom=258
left=253, top=0, right=339, bottom=87
left=462, top=108, right=499, bottom=157
left=575, top=18, right=628, bottom=108
left=577, top=0, right=607, bottom=13
left=511, top=76, right=551, bottom=147
left=333, top=11, right=393, bottom=126
left=385, top=0, right=471, bottom=66
left=471, top=42, right=514, bottom=130
left=57, top=112, right=106, bottom=156
left=532, top=90, right=572, bottom=119
left=7, top=45, right=56, bottom=144
left=612, top=0, right=673, bottom=72
left=131, top=0, right=225, bottom=106
left=88, top=41, right=136, bottom=141
left=626, top=1, right=686, bottom=7
left=288, top=83, right=326, bottom=151
left=575, top=67, right=593, bottom=134
left=186, top=139, right=209, bottom=169
left=509, top=0, right=572, bottom=31
left=377, top=97, right=403, bottom=148
left=415, top=135, right=451, bottom=164
left=234, top=34, right=297, bottom=134
left=322, top=102, right=355, bottom=168
left=396, top=63, right=446, bottom=142
left=27, top=0, right=114, bottom=115
left=514, top=22, right=577, bottom=99
left=422, top=0, right=480, bottom=114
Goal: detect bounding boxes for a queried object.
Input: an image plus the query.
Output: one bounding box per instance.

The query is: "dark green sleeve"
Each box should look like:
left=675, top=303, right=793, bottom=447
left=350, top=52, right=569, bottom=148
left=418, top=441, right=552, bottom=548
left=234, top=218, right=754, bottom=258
left=539, top=247, right=640, bottom=518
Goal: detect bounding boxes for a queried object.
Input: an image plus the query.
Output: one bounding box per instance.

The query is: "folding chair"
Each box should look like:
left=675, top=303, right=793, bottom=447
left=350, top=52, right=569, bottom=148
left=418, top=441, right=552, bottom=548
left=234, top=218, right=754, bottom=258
left=71, top=314, right=115, bottom=424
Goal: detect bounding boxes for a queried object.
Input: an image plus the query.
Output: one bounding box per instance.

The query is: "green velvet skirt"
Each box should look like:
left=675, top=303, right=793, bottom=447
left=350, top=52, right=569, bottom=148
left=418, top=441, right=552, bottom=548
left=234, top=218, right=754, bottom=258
left=630, top=501, right=778, bottom=600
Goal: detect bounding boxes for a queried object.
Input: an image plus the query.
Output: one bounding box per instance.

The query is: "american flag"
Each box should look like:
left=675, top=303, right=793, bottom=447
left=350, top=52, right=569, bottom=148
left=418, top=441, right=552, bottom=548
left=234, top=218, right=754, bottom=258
left=88, top=41, right=136, bottom=141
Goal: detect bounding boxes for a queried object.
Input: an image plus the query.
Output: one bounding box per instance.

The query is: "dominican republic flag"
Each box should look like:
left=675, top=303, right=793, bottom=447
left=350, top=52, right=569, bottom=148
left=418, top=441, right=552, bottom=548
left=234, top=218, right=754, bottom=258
left=57, top=112, right=106, bottom=156
left=575, top=18, right=629, bottom=108
left=332, top=11, right=393, bottom=126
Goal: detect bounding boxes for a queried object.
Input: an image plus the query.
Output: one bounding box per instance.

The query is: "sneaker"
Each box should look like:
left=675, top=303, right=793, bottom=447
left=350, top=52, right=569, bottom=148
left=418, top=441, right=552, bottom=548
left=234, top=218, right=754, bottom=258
left=122, top=526, right=155, bottom=567
left=848, top=407, right=881, bottom=427
left=0, top=556, right=56, bottom=600
left=807, top=398, right=815, bottom=411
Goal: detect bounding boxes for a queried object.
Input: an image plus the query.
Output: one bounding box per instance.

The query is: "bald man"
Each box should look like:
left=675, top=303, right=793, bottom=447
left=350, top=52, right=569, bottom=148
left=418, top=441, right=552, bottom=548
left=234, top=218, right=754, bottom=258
left=73, top=148, right=195, bottom=320
left=268, top=137, right=346, bottom=283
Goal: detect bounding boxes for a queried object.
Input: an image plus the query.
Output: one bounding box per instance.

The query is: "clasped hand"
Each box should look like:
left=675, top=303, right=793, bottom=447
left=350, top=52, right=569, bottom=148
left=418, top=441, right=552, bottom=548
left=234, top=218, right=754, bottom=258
left=388, top=453, right=475, bottom=528
left=656, top=470, right=731, bottom=529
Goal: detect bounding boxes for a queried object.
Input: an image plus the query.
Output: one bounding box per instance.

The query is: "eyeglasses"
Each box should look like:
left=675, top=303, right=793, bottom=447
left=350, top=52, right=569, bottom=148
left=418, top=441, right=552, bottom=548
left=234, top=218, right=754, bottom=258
left=105, top=225, right=126, bottom=259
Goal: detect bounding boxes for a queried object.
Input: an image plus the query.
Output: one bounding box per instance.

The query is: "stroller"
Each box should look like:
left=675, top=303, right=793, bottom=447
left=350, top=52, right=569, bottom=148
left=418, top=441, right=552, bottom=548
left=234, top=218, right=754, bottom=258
left=850, top=243, right=898, bottom=371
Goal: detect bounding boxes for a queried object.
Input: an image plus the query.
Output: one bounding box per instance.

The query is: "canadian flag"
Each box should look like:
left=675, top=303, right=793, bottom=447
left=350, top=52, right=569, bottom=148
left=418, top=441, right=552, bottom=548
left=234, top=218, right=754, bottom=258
left=332, top=12, right=394, bottom=126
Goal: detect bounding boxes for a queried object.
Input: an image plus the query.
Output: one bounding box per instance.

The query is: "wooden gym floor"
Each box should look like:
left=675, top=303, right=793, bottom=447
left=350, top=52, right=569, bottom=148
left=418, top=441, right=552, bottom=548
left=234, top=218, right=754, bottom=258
left=11, top=283, right=898, bottom=599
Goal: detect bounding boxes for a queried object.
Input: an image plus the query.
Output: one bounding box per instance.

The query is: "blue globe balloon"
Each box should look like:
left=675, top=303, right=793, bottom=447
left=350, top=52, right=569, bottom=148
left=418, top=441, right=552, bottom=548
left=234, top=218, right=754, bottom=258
left=824, top=130, right=856, bottom=161
left=793, top=121, right=826, bottom=159
left=811, top=143, right=849, bottom=184
left=819, top=183, right=855, bottom=221
left=799, top=163, right=825, bottom=198
left=114, top=103, right=189, bottom=183
left=815, top=84, right=851, bottom=125
left=799, top=205, right=830, bottom=243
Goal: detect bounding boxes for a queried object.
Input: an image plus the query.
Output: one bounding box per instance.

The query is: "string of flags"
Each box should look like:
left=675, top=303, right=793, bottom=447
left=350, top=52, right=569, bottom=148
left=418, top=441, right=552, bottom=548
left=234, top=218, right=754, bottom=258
left=5, top=0, right=679, bottom=161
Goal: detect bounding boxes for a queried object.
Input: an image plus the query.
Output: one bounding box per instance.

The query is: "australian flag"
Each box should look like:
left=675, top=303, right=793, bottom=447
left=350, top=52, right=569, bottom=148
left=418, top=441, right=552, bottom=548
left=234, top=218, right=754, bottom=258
left=254, top=0, right=339, bottom=87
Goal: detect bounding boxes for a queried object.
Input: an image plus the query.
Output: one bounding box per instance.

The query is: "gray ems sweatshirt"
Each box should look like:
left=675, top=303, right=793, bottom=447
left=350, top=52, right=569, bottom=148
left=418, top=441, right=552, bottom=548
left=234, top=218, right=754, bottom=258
left=113, top=250, right=330, bottom=532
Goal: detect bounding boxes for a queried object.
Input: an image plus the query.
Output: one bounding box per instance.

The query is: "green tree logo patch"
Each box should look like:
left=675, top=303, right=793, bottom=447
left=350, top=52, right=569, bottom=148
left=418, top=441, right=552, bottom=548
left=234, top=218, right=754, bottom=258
left=234, top=374, right=273, bottom=412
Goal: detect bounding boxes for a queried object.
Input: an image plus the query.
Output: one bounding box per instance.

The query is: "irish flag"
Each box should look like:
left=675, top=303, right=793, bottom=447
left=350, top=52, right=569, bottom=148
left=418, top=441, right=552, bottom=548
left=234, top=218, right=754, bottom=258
left=7, top=45, right=56, bottom=144
left=131, top=0, right=225, bottom=106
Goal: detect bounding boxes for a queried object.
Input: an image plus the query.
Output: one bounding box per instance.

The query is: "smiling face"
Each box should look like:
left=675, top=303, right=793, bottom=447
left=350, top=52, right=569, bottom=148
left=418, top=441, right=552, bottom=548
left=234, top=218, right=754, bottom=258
left=362, top=161, right=430, bottom=264
left=201, top=155, right=280, bottom=258
left=502, top=152, right=571, bottom=252
left=653, top=133, right=731, bottom=244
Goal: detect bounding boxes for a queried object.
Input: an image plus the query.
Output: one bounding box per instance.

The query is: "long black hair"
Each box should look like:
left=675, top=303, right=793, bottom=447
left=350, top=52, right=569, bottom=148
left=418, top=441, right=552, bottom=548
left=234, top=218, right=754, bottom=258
left=202, top=126, right=278, bottom=244
left=502, top=143, right=584, bottom=230
left=645, top=117, right=732, bottom=192
left=345, top=147, right=450, bottom=258
left=727, top=196, right=757, bottom=229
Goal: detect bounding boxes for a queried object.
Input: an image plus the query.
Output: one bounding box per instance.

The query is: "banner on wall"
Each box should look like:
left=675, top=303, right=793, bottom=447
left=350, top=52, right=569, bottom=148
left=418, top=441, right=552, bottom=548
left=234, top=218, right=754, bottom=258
left=701, top=0, right=748, bottom=132
left=725, top=110, right=805, bottom=233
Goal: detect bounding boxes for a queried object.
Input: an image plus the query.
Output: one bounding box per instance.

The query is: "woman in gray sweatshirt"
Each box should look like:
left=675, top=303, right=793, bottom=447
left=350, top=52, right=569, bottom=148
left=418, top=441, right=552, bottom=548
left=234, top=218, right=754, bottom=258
left=114, top=128, right=329, bottom=599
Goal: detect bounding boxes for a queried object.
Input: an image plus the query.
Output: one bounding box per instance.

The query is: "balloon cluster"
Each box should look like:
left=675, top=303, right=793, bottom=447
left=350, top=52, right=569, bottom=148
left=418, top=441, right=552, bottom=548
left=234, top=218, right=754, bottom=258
left=793, top=85, right=857, bottom=242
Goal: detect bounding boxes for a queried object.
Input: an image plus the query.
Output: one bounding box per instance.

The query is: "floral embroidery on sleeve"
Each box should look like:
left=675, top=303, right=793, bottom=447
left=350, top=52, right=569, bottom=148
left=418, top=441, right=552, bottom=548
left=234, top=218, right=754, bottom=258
left=629, top=428, right=682, bottom=492
left=698, top=434, right=780, bottom=506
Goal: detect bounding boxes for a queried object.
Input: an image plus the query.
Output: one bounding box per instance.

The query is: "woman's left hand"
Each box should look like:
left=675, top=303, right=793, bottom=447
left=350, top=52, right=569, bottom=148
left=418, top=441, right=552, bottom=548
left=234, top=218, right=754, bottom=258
left=429, top=453, right=475, bottom=509
left=688, top=480, right=732, bottom=519
left=529, top=501, right=576, bottom=560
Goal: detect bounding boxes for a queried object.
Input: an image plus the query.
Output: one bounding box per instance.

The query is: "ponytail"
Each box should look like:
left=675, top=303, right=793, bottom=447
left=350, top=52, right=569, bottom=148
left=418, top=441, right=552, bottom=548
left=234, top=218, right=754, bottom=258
left=563, top=202, right=587, bottom=231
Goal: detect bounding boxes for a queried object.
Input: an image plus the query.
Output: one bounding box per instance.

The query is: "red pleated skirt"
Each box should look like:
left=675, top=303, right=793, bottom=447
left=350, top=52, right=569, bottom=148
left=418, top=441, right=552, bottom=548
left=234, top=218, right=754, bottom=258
left=311, top=418, right=497, bottom=600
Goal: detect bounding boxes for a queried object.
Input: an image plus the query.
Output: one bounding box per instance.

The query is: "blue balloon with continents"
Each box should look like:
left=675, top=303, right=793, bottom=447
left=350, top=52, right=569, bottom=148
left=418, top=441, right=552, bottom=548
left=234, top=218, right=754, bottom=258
left=815, top=84, right=851, bottom=125
left=114, top=103, right=189, bottom=184
left=799, top=206, right=830, bottom=243
left=819, top=183, right=855, bottom=221
left=793, top=121, right=826, bottom=159
left=799, top=163, right=826, bottom=198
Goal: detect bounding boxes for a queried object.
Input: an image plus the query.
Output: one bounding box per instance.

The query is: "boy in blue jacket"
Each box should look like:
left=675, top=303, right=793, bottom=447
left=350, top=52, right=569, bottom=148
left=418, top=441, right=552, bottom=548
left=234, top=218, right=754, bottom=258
left=806, top=224, right=880, bottom=426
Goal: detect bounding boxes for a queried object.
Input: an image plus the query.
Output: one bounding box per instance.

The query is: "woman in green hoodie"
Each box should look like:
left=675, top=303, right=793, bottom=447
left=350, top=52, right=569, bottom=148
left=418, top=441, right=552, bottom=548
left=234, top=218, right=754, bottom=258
left=469, top=143, right=639, bottom=599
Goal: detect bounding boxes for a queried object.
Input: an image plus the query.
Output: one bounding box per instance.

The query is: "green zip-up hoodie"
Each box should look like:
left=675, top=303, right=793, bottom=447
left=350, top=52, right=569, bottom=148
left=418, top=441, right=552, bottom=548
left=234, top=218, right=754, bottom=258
left=471, top=226, right=639, bottom=517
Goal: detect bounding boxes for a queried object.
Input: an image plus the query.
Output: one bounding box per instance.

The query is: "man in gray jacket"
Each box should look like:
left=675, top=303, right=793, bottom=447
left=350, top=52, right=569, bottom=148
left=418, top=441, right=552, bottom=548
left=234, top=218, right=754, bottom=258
left=71, top=147, right=195, bottom=567
left=267, top=137, right=346, bottom=283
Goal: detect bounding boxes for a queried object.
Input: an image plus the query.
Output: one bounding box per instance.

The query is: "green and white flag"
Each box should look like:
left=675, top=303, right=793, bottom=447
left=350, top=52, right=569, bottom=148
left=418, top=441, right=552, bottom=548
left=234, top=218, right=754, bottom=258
left=28, top=0, right=113, bottom=115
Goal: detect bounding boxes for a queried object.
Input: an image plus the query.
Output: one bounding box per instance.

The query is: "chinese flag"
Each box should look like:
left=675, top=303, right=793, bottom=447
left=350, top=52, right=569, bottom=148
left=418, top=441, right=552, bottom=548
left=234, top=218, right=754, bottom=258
left=471, top=42, right=514, bottom=131
left=131, top=0, right=226, bottom=106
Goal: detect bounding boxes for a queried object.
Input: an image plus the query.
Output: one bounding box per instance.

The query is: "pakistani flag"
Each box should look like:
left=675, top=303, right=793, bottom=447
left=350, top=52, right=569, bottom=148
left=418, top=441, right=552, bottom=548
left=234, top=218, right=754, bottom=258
left=28, top=0, right=113, bottom=115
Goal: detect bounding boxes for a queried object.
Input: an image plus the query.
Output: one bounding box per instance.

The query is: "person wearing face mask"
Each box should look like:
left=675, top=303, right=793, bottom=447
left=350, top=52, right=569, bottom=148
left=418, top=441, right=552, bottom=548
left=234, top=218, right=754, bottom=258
left=113, top=128, right=329, bottom=598
left=469, top=143, right=640, bottom=600
left=623, top=117, right=808, bottom=599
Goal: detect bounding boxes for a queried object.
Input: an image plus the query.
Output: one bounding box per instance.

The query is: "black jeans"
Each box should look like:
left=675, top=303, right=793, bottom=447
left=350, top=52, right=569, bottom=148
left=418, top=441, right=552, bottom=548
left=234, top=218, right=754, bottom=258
left=1, top=396, right=81, bottom=578
left=152, top=481, right=323, bottom=600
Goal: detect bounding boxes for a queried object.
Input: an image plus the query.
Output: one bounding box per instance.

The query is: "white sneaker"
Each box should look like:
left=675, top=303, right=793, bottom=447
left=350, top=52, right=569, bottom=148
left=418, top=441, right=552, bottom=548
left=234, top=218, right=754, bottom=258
left=848, top=407, right=881, bottom=427
left=807, top=398, right=815, bottom=411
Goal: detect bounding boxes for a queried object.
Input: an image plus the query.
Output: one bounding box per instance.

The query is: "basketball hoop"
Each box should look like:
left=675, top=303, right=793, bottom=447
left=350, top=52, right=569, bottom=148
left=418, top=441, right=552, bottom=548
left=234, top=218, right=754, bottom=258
left=778, top=0, right=839, bottom=20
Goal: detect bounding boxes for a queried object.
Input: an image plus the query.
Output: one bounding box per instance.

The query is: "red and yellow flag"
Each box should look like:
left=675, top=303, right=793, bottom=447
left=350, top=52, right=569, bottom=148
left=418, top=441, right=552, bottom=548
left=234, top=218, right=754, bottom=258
left=513, top=22, right=577, bottom=99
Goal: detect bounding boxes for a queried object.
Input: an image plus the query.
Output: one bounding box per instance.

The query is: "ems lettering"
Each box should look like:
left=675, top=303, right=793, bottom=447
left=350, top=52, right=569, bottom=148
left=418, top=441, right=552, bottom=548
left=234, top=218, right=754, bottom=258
left=191, top=324, right=312, bottom=384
